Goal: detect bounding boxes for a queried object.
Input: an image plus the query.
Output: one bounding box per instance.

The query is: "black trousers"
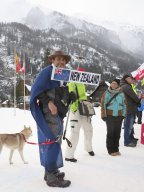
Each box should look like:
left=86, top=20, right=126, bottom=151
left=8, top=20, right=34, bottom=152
left=106, top=116, right=123, bottom=154
left=137, top=111, right=142, bottom=124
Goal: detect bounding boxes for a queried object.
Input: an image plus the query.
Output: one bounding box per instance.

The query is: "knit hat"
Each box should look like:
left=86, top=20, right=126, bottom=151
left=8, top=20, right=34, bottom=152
left=122, top=74, right=134, bottom=80
left=111, top=78, right=120, bottom=85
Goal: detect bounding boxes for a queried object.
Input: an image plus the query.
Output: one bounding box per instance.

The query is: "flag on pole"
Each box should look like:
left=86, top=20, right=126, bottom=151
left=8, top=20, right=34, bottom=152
left=131, top=63, right=144, bottom=80
left=21, top=54, right=26, bottom=74
left=15, top=53, right=21, bottom=74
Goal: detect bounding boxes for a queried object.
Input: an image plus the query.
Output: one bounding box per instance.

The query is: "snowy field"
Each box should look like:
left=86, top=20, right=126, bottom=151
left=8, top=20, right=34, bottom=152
left=0, top=107, right=144, bottom=192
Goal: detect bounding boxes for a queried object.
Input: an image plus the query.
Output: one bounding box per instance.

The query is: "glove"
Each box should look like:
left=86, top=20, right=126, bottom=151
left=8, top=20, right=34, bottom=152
left=69, top=91, right=77, bottom=103
left=102, top=117, right=107, bottom=122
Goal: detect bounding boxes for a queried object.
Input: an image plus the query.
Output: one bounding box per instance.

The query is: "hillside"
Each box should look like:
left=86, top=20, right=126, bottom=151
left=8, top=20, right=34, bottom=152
left=0, top=19, right=143, bottom=100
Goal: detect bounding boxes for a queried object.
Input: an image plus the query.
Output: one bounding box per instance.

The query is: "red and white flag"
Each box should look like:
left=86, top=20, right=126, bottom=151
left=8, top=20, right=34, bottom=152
left=15, top=53, right=21, bottom=74
left=131, top=63, right=144, bottom=80
left=21, top=58, right=26, bottom=74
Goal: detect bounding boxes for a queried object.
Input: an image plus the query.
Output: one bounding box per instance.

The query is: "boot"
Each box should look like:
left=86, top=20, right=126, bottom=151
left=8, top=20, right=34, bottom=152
left=65, top=158, right=77, bottom=162
left=124, top=142, right=136, bottom=147
left=46, top=172, right=71, bottom=188
left=88, top=151, right=95, bottom=156
left=55, top=170, right=65, bottom=180
left=110, top=152, right=121, bottom=156
left=44, top=170, right=65, bottom=181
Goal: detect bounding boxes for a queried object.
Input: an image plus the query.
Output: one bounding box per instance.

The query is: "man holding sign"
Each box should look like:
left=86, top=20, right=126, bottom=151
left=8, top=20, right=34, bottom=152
left=30, top=50, right=76, bottom=188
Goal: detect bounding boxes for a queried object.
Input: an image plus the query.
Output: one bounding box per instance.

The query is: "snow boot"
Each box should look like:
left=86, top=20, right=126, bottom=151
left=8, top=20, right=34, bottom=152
left=124, top=142, right=136, bottom=147
left=65, top=158, right=77, bottom=162
left=46, top=172, right=71, bottom=188
left=44, top=170, right=65, bottom=181
left=88, top=151, right=95, bottom=156
left=110, top=152, right=121, bottom=156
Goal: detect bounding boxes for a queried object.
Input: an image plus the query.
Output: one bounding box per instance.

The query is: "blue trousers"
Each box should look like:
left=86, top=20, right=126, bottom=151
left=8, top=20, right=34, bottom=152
left=124, top=114, right=135, bottom=145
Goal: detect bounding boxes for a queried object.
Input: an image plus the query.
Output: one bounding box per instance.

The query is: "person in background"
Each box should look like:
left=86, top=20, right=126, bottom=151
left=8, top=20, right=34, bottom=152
left=121, top=74, right=141, bottom=147
left=137, top=92, right=144, bottom=118
left=130, top=83, right=141, bottom=143
left=65, top=68, right=95, bottom=162
left=101, top=79, right=126, bottom=156
left=135, top=89, right=143, bottom=124
left=30, top=50, right=76, bottom=188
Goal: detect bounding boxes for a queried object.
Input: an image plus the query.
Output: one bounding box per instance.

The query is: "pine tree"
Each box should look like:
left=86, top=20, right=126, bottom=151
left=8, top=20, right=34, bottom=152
left=16, top=80, right=30, bottom=99
left=43, top=48, right=51, bottom=67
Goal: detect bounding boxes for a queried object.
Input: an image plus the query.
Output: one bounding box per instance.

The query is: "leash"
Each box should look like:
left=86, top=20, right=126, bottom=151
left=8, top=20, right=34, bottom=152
left=19, top=116, right=72, bottom=147
left=20, top=134, right=61, bottom=145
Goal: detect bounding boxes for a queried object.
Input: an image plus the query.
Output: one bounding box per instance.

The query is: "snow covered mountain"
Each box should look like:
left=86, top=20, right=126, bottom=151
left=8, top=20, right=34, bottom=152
left=23, top=7, right=121, bottom=46
left=0, top=8, right=143, bottom=101
left=23, top=7, right=144, bottom=60
left=92, top=20, right=144, bottom=60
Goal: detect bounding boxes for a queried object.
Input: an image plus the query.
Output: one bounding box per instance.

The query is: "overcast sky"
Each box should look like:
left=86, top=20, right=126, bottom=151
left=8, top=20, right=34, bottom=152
left=0, top=0, right=144, bottom=26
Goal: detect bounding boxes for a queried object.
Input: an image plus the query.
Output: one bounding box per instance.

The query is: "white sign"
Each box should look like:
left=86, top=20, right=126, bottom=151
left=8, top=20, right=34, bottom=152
left=51, top=67, right=101, bottom=86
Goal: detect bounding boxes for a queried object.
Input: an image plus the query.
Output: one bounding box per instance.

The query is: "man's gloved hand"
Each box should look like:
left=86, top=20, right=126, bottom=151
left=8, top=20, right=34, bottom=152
left=69, top=91, right=77, bottom=103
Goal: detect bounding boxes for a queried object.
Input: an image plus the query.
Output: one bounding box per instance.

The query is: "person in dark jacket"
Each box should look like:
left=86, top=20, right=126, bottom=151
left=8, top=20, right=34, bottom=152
left=101, top=79, right=126, bottom=156
left=121, top=74, right=141, bottom=147
left=30, top=50, right=76, bottom=188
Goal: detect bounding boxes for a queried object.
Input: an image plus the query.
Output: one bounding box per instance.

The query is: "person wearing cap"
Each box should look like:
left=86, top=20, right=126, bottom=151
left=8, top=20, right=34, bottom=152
left=65, top=67, right=95, bottom=162
left=101, top=79, right=126, bottom=156
left=131, top=82, right=141, bottom=141
left=30, top=50, right=76, bottom=188
left=121, top=74, right=141, bottom=147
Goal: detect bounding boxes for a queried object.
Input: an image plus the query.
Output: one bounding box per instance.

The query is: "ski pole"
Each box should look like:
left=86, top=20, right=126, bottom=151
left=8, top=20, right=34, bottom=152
left=63, top=103, right=72, bottom=148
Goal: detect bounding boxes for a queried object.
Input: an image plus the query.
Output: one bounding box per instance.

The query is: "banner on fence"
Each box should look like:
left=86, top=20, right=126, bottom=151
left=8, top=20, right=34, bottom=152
left=51, top=67, right=101, bottom=85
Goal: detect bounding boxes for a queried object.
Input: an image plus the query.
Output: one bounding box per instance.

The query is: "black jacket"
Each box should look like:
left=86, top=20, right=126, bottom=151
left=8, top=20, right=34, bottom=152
left=38, top=86, right=70, bottom=119
left=120, top=80, right=140, bottom=114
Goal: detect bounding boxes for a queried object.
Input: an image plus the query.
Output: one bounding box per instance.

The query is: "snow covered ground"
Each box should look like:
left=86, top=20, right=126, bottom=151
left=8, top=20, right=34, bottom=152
left=0, top=107, right=144, bottom=192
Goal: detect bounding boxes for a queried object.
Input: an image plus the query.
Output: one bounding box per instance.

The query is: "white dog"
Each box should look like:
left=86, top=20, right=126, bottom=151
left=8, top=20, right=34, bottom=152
left=0, top=125, right=32, bottom=164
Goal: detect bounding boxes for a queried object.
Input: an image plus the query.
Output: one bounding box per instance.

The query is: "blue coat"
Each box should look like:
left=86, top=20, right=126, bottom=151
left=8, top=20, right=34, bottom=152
left=30, top=66, right=63, bottom=172
left=138, top=99, right=144, bottom=111
left=101, top=90, right=126, bottom=117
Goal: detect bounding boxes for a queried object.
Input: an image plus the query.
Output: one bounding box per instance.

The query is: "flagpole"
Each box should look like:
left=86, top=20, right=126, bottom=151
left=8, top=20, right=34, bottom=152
left=76, top=56, right=84, bottom=70
left=14, top=49, right=17, bottom=116
left=23, top=50, right=26, bottom=113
